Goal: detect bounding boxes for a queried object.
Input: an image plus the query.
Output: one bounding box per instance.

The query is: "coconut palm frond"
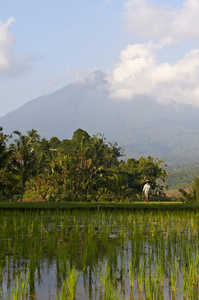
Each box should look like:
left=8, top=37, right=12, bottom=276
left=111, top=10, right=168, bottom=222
left=178, top=188, right=195, bottom=203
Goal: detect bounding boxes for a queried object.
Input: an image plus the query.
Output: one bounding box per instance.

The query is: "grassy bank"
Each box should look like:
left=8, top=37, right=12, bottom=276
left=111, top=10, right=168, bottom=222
left=0, top=201, right=199, bottom=210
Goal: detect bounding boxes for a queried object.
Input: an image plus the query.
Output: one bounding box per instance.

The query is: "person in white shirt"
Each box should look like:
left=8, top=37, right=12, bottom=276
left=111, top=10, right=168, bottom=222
left=142, top=180, right=151, bottom=203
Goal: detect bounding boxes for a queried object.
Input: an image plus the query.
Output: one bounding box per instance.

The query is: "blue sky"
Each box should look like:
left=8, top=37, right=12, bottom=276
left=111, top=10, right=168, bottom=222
left=1, top=0, right=199, bottom=116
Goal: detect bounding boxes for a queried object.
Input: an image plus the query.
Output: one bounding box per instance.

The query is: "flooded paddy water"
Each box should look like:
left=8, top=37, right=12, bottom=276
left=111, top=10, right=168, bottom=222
left=0, top=208, right=199, bottom=299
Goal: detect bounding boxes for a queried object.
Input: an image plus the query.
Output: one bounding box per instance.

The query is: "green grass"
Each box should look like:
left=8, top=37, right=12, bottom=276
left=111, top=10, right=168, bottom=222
left=0, top=201, right=199, bottom=210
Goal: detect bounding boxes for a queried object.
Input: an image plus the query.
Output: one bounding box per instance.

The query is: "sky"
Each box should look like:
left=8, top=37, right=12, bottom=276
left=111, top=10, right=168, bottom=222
left=1, top=0, right=199, bottom=116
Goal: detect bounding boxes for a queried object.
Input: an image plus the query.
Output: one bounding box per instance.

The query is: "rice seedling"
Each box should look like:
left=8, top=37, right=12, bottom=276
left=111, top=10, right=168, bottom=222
left=56, top=266, right=79, bottom=300
left=1, top=209, right=199, bottom=299
left=159, top=259, right=165, bottom=288
left=101, top=262, right=121, bottom=300
left=137, top=259, right=145, bottom=292
left=169, top=259, right=179, bottom=292
left=128, top=258, right=136, bottom=288
left=6, top=270, right=29, bottom=300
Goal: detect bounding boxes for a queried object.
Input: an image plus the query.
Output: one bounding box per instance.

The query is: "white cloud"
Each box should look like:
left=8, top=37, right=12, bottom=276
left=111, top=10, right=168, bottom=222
left=106, top=0, right=199, bottom=106
left=124, top=0, right=199, bottom=42
left=0, top=17, right=15, bottom=72
left=107, top=42, right=199, bottom=106
left=0, top=17, right=34, bottom=77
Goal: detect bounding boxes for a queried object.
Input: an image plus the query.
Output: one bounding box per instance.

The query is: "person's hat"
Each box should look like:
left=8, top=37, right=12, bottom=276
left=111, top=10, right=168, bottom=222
left=145, top=180, right=150, bottom=183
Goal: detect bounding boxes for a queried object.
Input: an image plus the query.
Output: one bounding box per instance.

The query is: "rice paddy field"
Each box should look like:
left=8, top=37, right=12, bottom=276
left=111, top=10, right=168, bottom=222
left=0, top=207, right=199, bottom=299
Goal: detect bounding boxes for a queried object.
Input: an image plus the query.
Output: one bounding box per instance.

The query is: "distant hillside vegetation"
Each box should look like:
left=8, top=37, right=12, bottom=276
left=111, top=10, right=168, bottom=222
left=165, top=161, right=199, bottom=190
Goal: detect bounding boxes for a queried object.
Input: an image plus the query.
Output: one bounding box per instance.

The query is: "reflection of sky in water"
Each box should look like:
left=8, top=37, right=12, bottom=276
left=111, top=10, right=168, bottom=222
left=0, top=261, right=85, bottom=300
left=0, top=210, right=198, bottom=299
left=34, top=268, right=85, bottom=300
left=0, top=250, right=184, bottom=300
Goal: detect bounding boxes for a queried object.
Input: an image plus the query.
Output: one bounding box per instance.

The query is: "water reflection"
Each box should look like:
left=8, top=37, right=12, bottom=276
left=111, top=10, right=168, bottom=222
left=0, top=209, right=198, bottom=299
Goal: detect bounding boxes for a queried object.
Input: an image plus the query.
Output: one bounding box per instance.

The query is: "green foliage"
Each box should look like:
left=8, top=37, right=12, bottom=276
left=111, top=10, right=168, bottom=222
left=0, top=127, right=9, bottom=169
left=176, top=188, right=196, bottom=203
left=164, top=161, right=199, bottom=190
left=0, top=127, right=170, bottom=202
left=9, top=130, right=41, bottom=201
left=0, top=127, right=18, bottom=201
left=107, top=172, right=132, bottom=202
left=173, top=177, right=199, bottom=203
left=49, top=136, right=61, bottom=149
left=194, top=177, right=199, bottom=203
left=72, top=128, right=91, bottom=142
left=119, top=156, right=167, bottom=191
left=58, top=139, right=73, bottom=155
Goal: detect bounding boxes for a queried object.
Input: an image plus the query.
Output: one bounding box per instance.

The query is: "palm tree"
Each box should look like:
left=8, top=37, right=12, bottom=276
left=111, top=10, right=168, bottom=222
left=0, top=127, right=11, bottom=200
left=0, top=127, right=9, bottom=169
left=176, top=178, right=199, bottom=203
left=11, top=130, right=39, bottom=202
left=110, top=172, right=131, bottom=202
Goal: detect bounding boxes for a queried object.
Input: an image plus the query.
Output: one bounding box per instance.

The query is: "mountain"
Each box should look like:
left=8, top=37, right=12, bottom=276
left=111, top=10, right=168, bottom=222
left=1, top=70, right=199, bottom=163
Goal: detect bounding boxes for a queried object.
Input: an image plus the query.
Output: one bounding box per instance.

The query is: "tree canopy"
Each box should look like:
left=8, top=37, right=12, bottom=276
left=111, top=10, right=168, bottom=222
left=0, top=127, right=168, bottom=202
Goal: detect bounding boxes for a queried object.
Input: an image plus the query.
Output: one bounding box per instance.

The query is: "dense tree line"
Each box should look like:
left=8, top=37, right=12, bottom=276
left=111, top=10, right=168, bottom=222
left=0, top=127, right=167, bottom=202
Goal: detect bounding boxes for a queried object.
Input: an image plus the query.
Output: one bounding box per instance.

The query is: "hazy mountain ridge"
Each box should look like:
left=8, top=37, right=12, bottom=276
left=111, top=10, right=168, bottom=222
left=1, top=71, right=199, bottom=162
